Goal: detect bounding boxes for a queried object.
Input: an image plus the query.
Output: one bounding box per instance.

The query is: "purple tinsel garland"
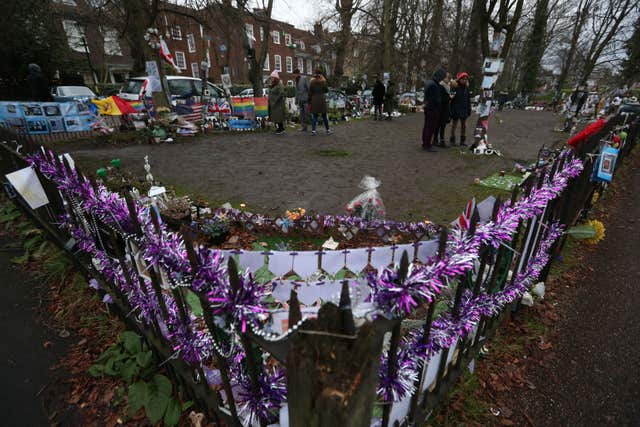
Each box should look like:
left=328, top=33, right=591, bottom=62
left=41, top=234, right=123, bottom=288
left=27, top=148, right=582, bottom=415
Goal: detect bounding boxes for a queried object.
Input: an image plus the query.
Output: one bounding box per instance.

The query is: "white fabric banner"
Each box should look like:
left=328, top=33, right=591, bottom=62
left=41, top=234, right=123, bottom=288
left=370, top=246, right=393, bottom=271
left=321, top=250, right=345, bottom=275
left=345, top=248, right=369, bottom=273
left=237, top=250, right=266, bottom=273
left=6, top=166, right=49, bottom=209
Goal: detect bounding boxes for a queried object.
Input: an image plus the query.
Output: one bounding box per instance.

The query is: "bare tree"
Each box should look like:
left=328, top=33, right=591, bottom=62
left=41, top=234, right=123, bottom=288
left=333, top=0, right=361, bottom=79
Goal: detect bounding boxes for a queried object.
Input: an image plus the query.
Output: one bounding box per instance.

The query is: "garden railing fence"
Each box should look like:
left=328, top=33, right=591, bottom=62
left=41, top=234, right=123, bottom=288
left=0, top=111, right=636, bottom=427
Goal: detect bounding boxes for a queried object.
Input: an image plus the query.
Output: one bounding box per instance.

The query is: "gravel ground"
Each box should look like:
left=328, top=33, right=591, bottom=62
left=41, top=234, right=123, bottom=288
left=66, top=110, right=563, bottom=224
left=505, top=151, right=640, bottom=426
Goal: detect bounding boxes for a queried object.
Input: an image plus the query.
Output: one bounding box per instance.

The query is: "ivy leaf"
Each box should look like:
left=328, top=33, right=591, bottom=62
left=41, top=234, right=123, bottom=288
left=152, top=374, right=173, bottom=397
left=128, top=381, right=149, bottom=414
left=163, top=398, right=182, bottom=427
left=182, top=400, right=194, bottom=411
left=145, top=393, right=170, bottom=425
left=121, top=331, right=142, bottom=355
left=121, top=359, right=140, bottom=384
left=88, top=364, right=104, bottom=377
left=136, top=350, right=153, bottom=368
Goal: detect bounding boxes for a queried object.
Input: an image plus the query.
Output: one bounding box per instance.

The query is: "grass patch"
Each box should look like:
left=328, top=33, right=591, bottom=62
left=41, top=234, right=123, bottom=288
left=253, top=235, right=327, bottom=251
left=309, top=149, right=351, bottom=158
left=548, top=235, right=579, bottom=277
left=429, top=372, right=494, bottom=426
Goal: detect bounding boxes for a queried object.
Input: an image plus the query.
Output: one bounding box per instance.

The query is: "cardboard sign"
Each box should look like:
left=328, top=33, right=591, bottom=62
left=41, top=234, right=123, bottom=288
left=145, top=61, right=162, bottom=92
left=5, top=166, right=49, bottom=209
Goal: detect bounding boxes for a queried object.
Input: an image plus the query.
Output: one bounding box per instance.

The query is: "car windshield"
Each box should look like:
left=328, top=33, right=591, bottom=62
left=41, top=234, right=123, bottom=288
left=168, top=79, right=195, bottom=97
left=59, top=86, right=94, bottom=97
left=121, top=80, right=144, bottom=94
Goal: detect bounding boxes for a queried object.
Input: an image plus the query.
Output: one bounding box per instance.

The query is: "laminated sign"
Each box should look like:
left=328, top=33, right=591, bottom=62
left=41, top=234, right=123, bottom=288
left=5, top=166, right=49, bottom=209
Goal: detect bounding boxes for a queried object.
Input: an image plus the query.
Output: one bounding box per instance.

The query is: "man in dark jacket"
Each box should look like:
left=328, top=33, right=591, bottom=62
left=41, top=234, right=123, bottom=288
left=26, top=63, right=51, bottom=102
left=372, top=75, right=385, bottom=120
left=422, top=67, right=447, bottom=151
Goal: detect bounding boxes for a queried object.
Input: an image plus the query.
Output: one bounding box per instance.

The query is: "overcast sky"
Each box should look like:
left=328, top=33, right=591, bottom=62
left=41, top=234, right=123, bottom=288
left=256, top=0, right=323, bottom=30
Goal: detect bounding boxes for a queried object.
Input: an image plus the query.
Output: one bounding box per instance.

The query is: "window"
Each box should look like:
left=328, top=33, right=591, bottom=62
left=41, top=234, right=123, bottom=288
left=260, top=27, right=264, bottom=41
left=102, top=28, right=122, bottom=56
left=287, top=80, right=294, bottom=87
left=187, top=34, right=196, bottom=53
left=175, top=51, right=186, bottom=70
left=299, top=40, right=305, bottom=50
left=284, top=33, right=291, bottom=46
left=263, top=55, right=270, bottom=71
left=306, top=59, right=313, bottom=75
left=274, top=55, right=281, bottom=71
left=272, top=30, right=280, bottom=44
left=297, top=57, right=304, bottom=74
left=245, top=24, right=254, bottom=41
left=62, top=20, right=87, bottom=52
left=167, top=79, right=196, bottom=97
left=191, top=62, right=199, bottom=78
left=171, top=26, right=182, bottom=40
left=286, top=56, right=293, bottom=73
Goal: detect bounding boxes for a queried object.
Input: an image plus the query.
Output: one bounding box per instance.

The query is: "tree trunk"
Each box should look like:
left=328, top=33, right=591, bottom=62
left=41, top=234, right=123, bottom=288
left=519, top=0, right=549, bottom=94
left=380, top=0, right=399, bottom=73
left=555, top=1, right=589, bottom=94
left=461, top=0, right=484, bottom=89
left=450, top=0, right=463, bottom=73
left=333, top=0, right=355, bottom=80
left=427, top=0, right=445, bottom=69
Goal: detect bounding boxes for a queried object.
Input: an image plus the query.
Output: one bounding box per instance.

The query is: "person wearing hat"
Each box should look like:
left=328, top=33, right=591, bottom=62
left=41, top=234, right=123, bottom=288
left=449, top=72, right=471, bottom=146
left=422, top=67, right=447, bottom=151
left=268, top=70, right=286, bottom=135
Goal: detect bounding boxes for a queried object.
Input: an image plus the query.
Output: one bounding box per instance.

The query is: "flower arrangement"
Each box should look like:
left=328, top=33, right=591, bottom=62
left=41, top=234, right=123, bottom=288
left=198, top=216, right=231, bottom=244
left=584, top=219, right=605, bottom=244
left=285, top=207, right=305, bottom=221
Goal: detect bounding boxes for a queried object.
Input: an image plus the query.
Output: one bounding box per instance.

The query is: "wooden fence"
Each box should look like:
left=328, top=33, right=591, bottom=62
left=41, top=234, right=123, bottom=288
left=0, top=111, right=637, bottom=427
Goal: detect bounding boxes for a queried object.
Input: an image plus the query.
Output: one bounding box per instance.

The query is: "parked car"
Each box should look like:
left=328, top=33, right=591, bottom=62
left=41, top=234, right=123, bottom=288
left=118, top=76, right=225, bottom=102
left=51, top=86, right=97, bottom=103
left=238, top=88, right=269, bottom=97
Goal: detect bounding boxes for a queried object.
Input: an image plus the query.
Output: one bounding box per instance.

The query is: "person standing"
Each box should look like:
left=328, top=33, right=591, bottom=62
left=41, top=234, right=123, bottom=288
left=384, top=80, right=396, bottom=120
left=422, top=68, right=447, bottom=151
left=26, top=63, right=51, bottom=101
left=309, top=68, right=332, bottom=135
left=435, top=72, right=452, bottom=147
left=450, top=72, right=471, bottom=146
left=293, top=68, right=310, bottom=131
left=268, top=70, right=286, bottom=135
left=372, top=75, right=385, bottom=120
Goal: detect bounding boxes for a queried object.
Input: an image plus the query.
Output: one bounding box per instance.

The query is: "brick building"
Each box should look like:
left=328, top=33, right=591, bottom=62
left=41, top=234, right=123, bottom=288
left=54, top=1, right=327, bottom=89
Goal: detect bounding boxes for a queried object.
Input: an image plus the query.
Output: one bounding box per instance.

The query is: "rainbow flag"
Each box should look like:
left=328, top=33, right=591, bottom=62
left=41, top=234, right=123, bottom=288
left=231, top=96, right=254, bottom=118
left=128, top=100, right=145, bottom=112
left=254, top=97, right=268, bottom=117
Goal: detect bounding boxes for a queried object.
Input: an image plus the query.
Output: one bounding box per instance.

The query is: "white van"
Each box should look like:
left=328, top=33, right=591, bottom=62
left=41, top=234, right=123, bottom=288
left=119, top=76, right=225, bottom=102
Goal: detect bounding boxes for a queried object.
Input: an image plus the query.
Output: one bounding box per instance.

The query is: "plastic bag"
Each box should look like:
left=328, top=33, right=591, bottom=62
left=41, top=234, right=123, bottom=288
left=345, top=176, right=385, bottom=220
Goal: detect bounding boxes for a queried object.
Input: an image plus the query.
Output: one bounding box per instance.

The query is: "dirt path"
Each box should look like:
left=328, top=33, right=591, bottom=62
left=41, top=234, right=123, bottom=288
left=65, top=110, right=562, bottom=224
left=0, top=235, right=66, bottom=426
left=510, top=154, right=640, bottom=425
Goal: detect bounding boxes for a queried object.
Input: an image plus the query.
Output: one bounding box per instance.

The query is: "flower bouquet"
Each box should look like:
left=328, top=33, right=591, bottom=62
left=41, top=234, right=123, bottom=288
left=345, top=176, right=385, bottom=220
